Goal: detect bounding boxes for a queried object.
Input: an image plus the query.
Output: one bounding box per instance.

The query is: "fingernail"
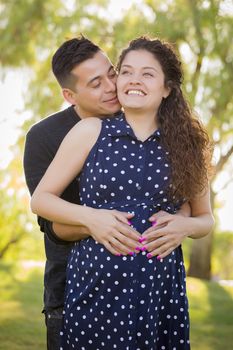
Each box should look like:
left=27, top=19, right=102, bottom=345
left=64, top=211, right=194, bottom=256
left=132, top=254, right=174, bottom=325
left=139, top=237, right=146, bottom=243
left=129, top=251, right=136, bottom=257
left=152, top=220, right=157, bottom=226
left=157, top=255, right=161, bottom=260
left=147, top=253, right=152, bottom=259
left=127, top=220, right=132, bottom=225
left=135, top=246, right=141, bottom=251
left=141, top=246, right=147, bottom=251
left=116, top=253, right=121, bottom=256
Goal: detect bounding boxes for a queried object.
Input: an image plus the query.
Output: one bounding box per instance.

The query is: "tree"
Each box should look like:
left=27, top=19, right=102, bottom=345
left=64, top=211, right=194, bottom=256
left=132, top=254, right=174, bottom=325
left=0, top=0, right=111, bottom=257
left=110, top=0, right=233, bottom=279
left=1, top=0, right=232, bottom=277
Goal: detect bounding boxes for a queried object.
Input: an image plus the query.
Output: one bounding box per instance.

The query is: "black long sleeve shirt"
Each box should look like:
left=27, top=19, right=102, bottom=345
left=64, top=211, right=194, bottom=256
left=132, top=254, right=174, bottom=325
left=23, top=105, right=81, bottom=311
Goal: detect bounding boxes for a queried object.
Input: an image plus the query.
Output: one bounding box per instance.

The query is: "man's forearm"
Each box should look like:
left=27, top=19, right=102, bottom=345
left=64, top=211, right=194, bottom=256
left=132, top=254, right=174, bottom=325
left=52, top=222, right=90, bottom=241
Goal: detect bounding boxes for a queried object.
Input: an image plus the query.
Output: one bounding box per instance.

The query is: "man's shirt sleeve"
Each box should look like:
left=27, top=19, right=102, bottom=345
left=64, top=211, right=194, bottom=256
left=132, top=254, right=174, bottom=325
left=23, top=125, right=70, bottom=245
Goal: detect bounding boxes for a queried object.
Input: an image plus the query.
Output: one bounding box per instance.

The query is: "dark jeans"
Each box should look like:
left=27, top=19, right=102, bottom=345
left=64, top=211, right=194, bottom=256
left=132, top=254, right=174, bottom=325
left=44, top=308, right=63, bottom=350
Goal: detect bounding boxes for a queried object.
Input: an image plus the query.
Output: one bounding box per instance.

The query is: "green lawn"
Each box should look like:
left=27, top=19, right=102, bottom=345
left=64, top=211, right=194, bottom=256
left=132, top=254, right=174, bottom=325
left=0, top=261, right=232, bottom=350
left=0, top=261, right=46, bottom=350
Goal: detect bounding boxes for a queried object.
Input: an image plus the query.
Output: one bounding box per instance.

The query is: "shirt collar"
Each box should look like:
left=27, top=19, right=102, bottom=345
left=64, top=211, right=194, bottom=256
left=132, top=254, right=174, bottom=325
left=105, top=113, right=161, bottom=141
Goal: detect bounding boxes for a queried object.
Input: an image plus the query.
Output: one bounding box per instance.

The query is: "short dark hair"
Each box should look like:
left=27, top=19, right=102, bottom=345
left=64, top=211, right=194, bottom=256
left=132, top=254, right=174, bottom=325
left=52, top=35, right=100, bottom=88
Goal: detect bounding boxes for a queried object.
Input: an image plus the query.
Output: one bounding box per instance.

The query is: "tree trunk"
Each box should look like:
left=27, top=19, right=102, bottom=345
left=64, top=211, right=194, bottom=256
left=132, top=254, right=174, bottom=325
left=187, top=231, right=213, bottom=279
left=188, top=188, right=216, bottom=280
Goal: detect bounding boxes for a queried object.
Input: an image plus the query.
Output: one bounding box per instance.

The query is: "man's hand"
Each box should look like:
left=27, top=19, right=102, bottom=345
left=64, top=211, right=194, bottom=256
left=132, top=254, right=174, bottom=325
left=86, top=209, right=142, bottom=256
left=141, top=211, right=190, bottom=259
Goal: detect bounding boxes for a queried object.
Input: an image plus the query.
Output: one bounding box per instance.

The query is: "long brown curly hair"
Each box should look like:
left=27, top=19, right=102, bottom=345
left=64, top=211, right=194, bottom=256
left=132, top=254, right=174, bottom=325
left=117, top=37, right=213, bottom=202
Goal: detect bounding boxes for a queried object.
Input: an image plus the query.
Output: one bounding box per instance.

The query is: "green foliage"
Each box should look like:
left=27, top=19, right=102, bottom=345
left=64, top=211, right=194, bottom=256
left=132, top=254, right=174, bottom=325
left=212, top=231, right=233, bottom=280
left=0, top=161, right=43, bottom=260
left=0, top=0, right=232, bottom=277
left=182, top=230, right=233, bottom=280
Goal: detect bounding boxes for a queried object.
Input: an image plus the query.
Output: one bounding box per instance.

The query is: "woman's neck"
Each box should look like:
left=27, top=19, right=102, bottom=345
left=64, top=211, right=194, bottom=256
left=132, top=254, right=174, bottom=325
left=124, top=110, right=158, bottom=142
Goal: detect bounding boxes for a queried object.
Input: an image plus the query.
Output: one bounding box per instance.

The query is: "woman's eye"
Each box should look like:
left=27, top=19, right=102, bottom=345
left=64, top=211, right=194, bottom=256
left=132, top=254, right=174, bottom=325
left=143, top=72, right=153, bottom=77
left=120, top=70, right=130, bottom=75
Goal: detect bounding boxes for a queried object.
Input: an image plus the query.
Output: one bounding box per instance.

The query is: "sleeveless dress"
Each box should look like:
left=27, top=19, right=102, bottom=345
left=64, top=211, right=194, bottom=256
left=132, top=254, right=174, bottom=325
left=60, top=114, right=190, bottom=350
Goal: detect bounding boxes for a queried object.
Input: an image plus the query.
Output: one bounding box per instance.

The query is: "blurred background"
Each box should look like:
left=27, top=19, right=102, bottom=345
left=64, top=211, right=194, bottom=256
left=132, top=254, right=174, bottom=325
left=0, top=0, right=233, bottom=349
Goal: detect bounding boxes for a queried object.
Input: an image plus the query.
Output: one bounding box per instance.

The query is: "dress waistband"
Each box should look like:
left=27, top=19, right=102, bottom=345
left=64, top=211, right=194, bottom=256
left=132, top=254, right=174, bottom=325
left=90, top=198, right=179, bottom=214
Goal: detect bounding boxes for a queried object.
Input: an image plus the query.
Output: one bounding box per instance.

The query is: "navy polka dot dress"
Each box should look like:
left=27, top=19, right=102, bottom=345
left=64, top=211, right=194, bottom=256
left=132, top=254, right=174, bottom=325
left=60, top=114, right=190, bottom=350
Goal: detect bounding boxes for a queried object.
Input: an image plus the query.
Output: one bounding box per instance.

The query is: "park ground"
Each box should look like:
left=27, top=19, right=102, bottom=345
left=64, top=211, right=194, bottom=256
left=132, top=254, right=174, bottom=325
left=0, top=260, right=233, bottom=350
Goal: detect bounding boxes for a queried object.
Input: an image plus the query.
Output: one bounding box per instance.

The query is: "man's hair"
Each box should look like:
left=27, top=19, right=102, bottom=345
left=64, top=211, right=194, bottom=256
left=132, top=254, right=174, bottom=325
left=52, top=35, right=100, bottom=89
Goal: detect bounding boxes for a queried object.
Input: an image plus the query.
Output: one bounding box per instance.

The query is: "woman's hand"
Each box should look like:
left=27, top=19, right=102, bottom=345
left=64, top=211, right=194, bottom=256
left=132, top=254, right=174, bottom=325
left=86, top=209, right=142, bottom=256
left=141, top=189, right=214, bottom=259
left=141, top=213, right=189, bottom=259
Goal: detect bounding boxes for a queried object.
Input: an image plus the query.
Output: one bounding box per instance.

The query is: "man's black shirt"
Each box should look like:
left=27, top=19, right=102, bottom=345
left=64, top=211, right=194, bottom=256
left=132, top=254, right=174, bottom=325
left=23, top=105, right=80, bottom=311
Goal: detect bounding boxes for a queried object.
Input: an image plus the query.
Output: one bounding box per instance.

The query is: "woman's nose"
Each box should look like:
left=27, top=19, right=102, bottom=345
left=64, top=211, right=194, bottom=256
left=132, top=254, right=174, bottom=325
left=128, top=74, right=141, bottom=84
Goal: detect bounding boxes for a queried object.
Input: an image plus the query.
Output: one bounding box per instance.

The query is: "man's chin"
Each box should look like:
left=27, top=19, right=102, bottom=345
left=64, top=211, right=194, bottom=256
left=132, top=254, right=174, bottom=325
left=101, top=105, right=122, bottom=117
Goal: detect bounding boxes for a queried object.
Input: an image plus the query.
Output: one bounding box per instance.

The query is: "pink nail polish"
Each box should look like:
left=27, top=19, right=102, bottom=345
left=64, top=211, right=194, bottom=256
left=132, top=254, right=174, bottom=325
left=129, top=251, right=134, bottom=256
left=116, top=253, right=121, bottom=256
left=139, top=237, right=146, bottom=243
left=135, top=246, right=141, bottom=251
left=127, top=220, right=132, bottom=225
left=147, top=253, right=152, bottom=259
left=141, top=246, right=147, bottom=251
left=157, top=255, right=161, bottom=260
left=152, top=220, right=157, bottom=226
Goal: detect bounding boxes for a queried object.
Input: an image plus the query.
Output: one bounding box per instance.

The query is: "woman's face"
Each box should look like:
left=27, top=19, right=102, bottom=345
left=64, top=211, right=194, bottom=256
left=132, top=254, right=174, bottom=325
left=117, top=49, right=170, bottom=114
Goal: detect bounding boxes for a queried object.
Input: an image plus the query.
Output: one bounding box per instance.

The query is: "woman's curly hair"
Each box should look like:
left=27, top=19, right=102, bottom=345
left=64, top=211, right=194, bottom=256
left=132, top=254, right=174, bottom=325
left=117, top=37, right=213, bottom=202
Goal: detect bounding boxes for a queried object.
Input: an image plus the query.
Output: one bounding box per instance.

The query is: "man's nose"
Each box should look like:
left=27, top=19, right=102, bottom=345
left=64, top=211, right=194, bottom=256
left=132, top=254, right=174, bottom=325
left=104, top=77, right=117, bottom=92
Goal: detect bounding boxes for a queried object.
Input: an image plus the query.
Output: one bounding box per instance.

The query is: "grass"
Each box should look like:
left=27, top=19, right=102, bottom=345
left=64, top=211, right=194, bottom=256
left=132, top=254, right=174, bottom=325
left=187, top=278, right=233, bottom=349
left=0, top=261, right=46, bottom=350
left=0, top=261, right=232, bottom=350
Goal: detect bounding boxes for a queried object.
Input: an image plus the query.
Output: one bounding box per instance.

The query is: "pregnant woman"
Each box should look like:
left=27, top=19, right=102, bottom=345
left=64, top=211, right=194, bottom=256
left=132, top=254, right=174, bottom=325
left=31, top=37, right=214, bottom=349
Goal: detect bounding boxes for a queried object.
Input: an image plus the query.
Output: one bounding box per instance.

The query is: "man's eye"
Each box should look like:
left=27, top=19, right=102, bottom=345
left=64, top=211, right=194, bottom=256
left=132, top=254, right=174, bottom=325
left=92, top=82, right=101, bottom=88
left=109, top=71, right=116, bottom=77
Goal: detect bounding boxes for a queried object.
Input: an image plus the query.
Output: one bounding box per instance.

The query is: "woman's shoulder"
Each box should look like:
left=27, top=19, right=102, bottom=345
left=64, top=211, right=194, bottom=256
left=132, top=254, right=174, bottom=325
left=67, top=117, right=102, bottom=139
left=75, top=116, right=102, bottom=131
left=60, top=117, right=102, bottom=153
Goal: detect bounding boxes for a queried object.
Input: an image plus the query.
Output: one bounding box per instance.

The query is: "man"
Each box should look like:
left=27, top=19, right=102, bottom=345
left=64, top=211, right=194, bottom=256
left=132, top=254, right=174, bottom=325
left=24, top=35, right=190, bottom=349
left=24, top=36, right=141, bottom=350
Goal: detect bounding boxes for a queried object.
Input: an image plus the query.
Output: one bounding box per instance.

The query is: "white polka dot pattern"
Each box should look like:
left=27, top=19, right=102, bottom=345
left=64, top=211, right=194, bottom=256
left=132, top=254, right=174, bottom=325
left=60, top=115, right=190, bottom=349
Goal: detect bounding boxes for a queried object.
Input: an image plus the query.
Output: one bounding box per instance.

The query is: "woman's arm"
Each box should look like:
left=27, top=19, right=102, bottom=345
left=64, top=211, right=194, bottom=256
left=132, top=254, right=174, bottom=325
left=184, top=188, right=214, bottom=239
left=31, top=117, right=101, bottom=225
left=31, top=117, right=141, bottom=255
left=141, top=187, right=214, bottom=258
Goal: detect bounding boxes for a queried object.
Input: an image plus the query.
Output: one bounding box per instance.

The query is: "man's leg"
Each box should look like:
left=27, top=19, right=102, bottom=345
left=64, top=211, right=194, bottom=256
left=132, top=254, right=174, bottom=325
left=44, top=308, right=63, bottom=350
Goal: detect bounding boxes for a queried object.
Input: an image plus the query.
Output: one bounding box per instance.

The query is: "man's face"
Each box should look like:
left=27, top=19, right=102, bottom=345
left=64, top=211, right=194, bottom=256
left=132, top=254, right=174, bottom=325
left=69, top=51, right=121, bottom=118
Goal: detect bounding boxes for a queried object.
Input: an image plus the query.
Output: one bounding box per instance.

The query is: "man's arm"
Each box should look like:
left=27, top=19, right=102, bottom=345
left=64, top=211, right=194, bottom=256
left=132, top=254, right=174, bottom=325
left=52, top=222, right=90, bottom=241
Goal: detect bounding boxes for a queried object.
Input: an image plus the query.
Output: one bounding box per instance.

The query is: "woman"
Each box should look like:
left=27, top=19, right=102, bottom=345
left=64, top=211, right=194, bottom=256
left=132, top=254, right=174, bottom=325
left=31, top=37, right=214, bottom=349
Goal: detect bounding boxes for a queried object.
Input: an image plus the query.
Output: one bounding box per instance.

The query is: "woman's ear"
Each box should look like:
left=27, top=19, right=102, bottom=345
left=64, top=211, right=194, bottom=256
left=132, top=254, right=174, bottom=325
left=163, top=87, right=171, bottom=99
left=163, top=80, right=172, bottom=98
